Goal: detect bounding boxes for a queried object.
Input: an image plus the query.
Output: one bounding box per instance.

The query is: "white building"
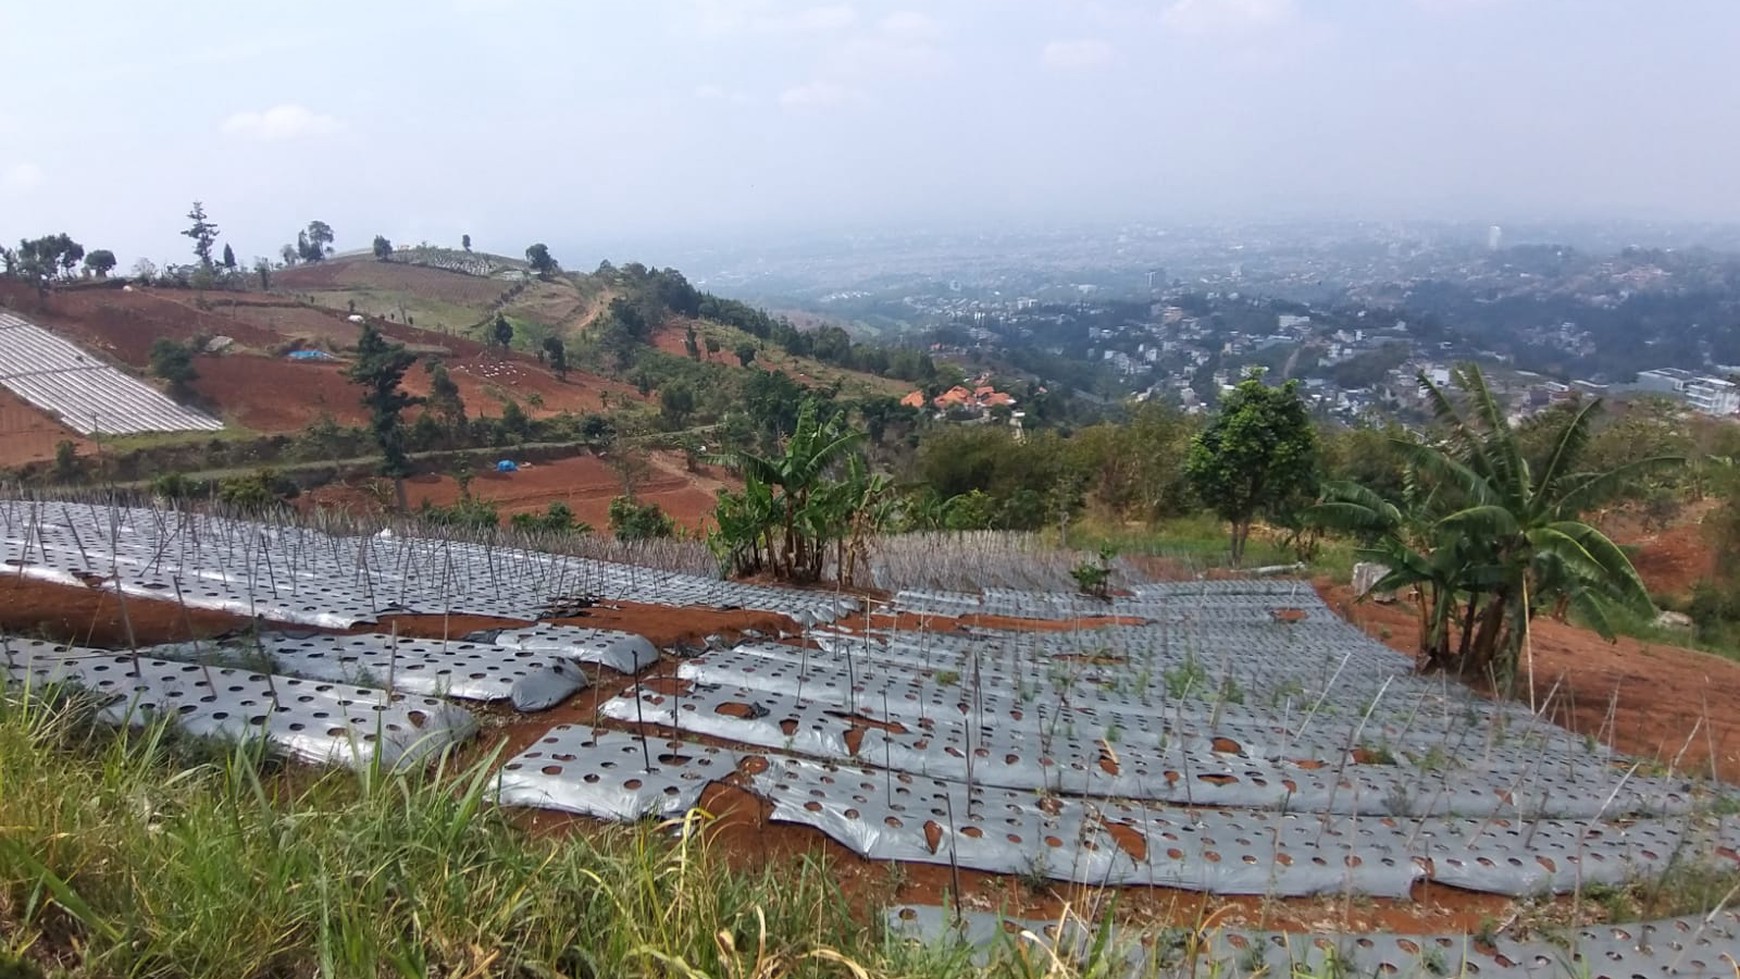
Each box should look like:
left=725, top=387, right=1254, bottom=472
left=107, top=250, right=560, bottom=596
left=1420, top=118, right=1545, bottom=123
left=1633, top=367, right=1740, bottom=416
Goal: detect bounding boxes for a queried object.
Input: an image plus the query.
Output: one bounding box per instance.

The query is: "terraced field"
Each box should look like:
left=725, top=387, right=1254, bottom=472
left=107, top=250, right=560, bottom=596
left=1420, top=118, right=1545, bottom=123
left=2, top=499, right=1737, bottom=977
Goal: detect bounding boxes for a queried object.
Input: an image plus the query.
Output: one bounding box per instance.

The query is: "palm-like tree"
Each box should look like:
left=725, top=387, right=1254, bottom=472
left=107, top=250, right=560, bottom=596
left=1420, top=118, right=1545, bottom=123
left=1312, top=365, right=1677, bottom=690
left=714, top=400, right=866, bottom=582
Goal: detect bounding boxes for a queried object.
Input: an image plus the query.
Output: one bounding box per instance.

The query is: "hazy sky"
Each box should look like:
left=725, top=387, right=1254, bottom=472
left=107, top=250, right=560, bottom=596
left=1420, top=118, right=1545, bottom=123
left=3, top=0, right=1737, bottom=266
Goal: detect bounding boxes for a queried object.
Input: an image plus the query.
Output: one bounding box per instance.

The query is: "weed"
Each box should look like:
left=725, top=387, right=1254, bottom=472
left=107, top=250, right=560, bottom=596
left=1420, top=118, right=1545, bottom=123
left=1384, top=783, right=1413, bottom=816
left=934, top=669, right=961, bottom=687
left=1018, top=850, right=1053, bottom=894
left=1581, top=882, right=1635, bottom=921
left=1163, top=657, right=1209, bottom=699
left=1415, top=744, right=1452, bottom=773
left=1267, top=677, right=1307, bottom=709
left=1217, top=676, right=1245, bottom=706
left=1473, top=917, right=1499, bottom=947
left=1236, top=942, right=1268, bottom=976
left=1356, top=741, right=1399, bottom=765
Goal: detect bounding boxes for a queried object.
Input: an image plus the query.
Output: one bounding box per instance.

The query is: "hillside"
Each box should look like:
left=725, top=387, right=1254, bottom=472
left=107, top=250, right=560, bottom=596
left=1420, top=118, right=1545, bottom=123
left=274, top=252, right=924, bottom=401
left=0, top=280, right=636, bottom=441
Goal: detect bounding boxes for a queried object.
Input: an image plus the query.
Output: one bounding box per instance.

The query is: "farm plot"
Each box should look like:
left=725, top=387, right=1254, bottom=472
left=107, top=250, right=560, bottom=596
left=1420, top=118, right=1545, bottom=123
left=0, top=312, right=221, bottom=435
left=4, top=499, right=1739, bottom=976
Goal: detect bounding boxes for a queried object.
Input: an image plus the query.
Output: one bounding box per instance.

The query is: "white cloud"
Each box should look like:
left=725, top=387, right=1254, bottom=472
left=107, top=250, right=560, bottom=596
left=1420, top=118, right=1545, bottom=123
left=878, top=10, right=942, bottom=42
left=694, top=84, right=751, bottom=104
left=694, top=1, right=858, bottom=35
left=778, top=81, right=864, bottom=111
left=1413, top=0, right=1506, bottom=10
left=1160, top=0, right=1296, bottom=34
left=222, top=104, right=340, bottom=141
left=1041, top=39, right=1116, bottom=71
left=1, top=162, right=42, bottom=193
left=783, top=4, right=857, bottom=33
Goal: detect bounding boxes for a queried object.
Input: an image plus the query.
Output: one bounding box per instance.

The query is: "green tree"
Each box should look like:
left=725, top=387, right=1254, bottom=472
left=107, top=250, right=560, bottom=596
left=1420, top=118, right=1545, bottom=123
left=1185, top=371, right=1319, bottom=565
left=660, top=383, right=696, bottom=429
left=12, top=234, right=83, bottom=297
left=254, top=259, right=271, bottom=291
left=372, top=235, right=394, bottom=261
left=609, top=496, right=674, bottom=541
left=149, top=338, right=199, bottom=399
left=704, top=335, right=722, bottom=360
left=305, top=220, right=335, bottom=259
left=83, top=249, right=116, bottom=278
left=461, top=233, right=472, bottom=252
left=525, top=243, right=557, bottom=277
left=492, top=314, right=514, bottom=348
left=541, top=336, right=567, bottom=379
left=183, top=202, right=218, bottom=269
left=735, top=342, right=757, bottom=368
left=1312, top=365, right=1673, bottom=689
left=221, top=243, right=236, bottom=270
left=683, top=326, right=700, bottom=360
left=423, top=360, right=467, bottom=433
left=344, top=324, right=423, bottom=507
left=52, top=440, right=82, bottom=484
left=713, top=400, right=865, bottom=582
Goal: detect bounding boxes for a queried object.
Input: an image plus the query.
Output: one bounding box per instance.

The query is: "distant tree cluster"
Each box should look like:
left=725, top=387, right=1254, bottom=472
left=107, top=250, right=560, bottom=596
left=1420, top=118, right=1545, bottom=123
left=2, top=233, right=85, bottom=297
left=281, top=220, right=335, bottom=265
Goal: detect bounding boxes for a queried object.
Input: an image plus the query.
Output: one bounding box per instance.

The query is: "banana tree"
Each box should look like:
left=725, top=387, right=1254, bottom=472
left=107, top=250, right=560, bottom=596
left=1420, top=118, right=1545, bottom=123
left=1308, top=476, right=1471, bottom=669
left=1409, top=366, right=1675, bottom=687
left=713, top=399, right=866, bottom=583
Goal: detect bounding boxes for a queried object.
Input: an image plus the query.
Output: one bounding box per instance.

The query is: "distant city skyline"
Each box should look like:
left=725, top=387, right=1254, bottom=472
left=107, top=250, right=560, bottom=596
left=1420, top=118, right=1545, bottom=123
left=5, top=0, right=1739, bottom=266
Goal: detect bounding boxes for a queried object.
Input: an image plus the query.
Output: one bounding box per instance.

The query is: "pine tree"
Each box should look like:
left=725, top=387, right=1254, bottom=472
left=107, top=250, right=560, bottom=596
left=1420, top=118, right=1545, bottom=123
left=182, top=202, right=219, bottom=268
left=344, top=324, right=423, bottom=508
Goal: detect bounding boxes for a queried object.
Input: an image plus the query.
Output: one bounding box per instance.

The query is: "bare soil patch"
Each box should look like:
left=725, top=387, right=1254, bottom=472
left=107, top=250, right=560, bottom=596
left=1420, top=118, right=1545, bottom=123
left=1318, top=580, right=1740, bottom=782
left=276, top=260, right=506, bottom=309
left=1600, top=499, right=1718, bottom=602
left=0, top=388, right=88, bottom=466
left=394, top=452, right=724, bottom=533
left=192, top=357, right=371, bottom=431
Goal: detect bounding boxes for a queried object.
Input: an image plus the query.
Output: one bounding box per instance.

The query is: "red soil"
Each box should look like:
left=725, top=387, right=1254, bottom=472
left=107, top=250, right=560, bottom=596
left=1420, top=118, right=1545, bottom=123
left=387, top=451, right=726, bottom=533
left=0, top=575, right=251, bottom=648
left=1, top=282, right=287, bottom=367
left=0, top=281, right=639, bottom=442
left=1319, top=581, right=1740, bottom=783
left=376, top=602, right=799, bottom=651
left=1601, top=499, right=1718, bottom=602
left=192, top=357, right=371, bottom=430
left=0, top=388, right=88, bottom=466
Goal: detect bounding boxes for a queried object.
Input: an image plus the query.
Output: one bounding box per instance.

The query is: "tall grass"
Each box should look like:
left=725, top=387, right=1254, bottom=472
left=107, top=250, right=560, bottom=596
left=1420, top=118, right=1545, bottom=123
left=0, top=691, right=885, bottom=979
left=0, top=688, right=1369, bottom=978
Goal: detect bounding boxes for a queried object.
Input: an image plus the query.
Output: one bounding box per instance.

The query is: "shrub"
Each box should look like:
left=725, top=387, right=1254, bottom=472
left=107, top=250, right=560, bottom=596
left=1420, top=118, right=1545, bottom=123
left=415, top=497, right=501, bottom=535
left=218, top=468, right=292, bottom=512
left=1070, top=545, right=1117, bottom=600
left=150, top=472, right=196, bottom=500
left=609, top=496, right=674, bottom=541
left=51, top=440, right=83, bottom=484
left=510, top=502, right=590, bottom=535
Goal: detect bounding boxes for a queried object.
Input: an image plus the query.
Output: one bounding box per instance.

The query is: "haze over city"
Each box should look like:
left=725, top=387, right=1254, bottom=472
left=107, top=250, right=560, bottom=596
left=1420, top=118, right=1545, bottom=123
left=5, top=0, right=1739, bottom=264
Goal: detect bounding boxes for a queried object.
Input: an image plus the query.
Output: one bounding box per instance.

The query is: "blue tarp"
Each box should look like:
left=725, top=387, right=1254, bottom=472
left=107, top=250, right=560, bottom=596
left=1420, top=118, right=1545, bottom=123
left=287, top=350, right=336, bottom=362
left=496, top=460, right=519, bottom=473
